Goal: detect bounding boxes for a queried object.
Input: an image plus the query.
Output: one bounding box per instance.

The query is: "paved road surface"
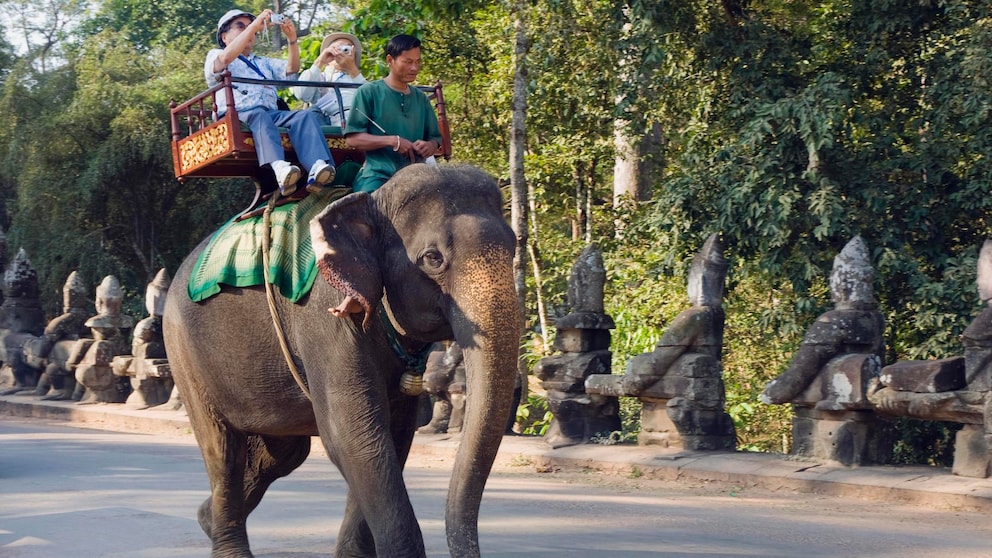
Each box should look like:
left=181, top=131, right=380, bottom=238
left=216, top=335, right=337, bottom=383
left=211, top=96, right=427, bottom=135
left=3, top=418, right=992, bottom=557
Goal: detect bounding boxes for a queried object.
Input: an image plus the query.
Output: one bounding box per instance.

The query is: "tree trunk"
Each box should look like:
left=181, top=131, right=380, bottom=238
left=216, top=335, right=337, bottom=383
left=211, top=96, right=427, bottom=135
left=509, top=5, right=530, bottom=420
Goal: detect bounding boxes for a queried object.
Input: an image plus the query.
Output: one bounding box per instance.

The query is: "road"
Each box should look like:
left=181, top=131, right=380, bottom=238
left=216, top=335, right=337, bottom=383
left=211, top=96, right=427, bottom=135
left=2, top=417, right=992, bottom=557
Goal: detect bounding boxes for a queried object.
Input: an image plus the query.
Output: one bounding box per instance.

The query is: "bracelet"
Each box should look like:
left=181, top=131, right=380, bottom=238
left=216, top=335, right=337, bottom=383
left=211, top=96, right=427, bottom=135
left=288, top=40, right=297, bottom=45
left=392, top=136, right=401, bottom=151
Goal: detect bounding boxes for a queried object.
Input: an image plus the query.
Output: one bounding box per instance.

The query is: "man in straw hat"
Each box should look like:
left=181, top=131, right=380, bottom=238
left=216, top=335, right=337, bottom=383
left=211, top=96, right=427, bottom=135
left=291, top=32, right=367, bottom=127
left=206, top=9, right=336, bottom=196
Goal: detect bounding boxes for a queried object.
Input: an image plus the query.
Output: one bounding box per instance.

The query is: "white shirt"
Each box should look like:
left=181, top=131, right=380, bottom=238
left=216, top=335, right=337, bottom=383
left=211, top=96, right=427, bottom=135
left=291, top=65, right=366, bottom=124
left=204, top=49, right=294, bottom=116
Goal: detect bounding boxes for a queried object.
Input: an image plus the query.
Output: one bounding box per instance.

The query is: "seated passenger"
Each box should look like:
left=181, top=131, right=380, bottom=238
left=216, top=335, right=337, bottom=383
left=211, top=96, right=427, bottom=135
left=205, top=9, right=336, bottom=196
left=291, top=32, right=366, bottom=127
left=345, top=34, right=443, bottom=194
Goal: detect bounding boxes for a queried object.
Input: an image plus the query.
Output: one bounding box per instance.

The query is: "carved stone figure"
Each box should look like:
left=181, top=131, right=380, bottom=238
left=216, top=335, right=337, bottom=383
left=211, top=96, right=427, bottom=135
left=418, top=341, right=466, bottom=434
left=74, top=275, right=135, bottom=404
left=0, top=249, right=46, bottom=394
left=535, top=244, right=621, bottom=448
left=587, top=234, right=735, bottom=450
left=112, top=269, right=173, bottom=408
left=762, top=236, right=891, bottom=466
left=24, top=271, right=92, bottom=400
left=869, top=239, right=992, bottom=476
left=761, top=236, right=885, bottom=408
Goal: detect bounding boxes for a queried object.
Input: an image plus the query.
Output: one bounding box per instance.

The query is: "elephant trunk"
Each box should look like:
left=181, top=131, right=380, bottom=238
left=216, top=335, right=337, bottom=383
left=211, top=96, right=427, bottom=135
left=444, top=249, right=521, bottom=557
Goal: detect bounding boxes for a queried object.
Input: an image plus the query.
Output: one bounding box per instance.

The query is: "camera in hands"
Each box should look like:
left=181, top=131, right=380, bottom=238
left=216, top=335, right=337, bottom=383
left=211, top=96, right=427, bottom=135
left=269, top=13, right=287, bottom=24
left=340, top=45, right=353, bottom=55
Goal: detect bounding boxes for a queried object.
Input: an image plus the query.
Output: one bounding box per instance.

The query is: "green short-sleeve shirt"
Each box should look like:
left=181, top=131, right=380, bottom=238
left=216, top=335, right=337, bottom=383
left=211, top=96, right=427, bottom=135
left=345, top=80, right=443, bottom=193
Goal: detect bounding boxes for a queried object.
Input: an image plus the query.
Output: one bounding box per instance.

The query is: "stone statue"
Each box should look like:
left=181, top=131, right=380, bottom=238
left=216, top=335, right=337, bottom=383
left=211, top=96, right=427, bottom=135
left=418, top=341, right=466, bottom=434
left=586, top=234, right=735, bottom=449
left=0, top=249, right=46, bottom=394
left=761, top=236, right=885, bottom=409
left=112, top=269, right=174, bottom=408
left=867, top=239, right=992, bottom=476
left=74, top=275, right=135, bottom=404
left=535, top=244, right=620, bottom=448
left=761, top=236, right=890, bottom=466
left=23, top=270, right=92, bottom=400
left=620, top=235, right=728, bottom=397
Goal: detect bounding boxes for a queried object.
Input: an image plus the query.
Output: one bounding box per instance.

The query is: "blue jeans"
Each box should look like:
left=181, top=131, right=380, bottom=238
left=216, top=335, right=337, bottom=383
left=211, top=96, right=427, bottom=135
left=238, top=107, right=333, bottom=171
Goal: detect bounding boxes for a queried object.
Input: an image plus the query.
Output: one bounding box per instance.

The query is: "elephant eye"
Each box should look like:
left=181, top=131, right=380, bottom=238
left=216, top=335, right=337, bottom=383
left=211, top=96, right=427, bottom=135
left=420, top=248, right=445, bottom=270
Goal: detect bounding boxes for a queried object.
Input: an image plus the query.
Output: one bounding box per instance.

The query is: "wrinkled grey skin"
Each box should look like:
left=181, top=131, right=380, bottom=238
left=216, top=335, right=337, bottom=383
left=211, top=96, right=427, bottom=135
left=163, top=164, right=521, bottom=558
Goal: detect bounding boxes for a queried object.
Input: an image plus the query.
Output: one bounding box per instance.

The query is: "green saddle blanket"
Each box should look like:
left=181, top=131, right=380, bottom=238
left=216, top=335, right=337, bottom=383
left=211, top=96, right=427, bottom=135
left=188, top=169, right=356, bottom=303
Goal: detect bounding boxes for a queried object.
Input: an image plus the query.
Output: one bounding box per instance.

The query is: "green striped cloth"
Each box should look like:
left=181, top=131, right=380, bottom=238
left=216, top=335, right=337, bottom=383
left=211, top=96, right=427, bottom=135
left=188, top=163, right=358, bottom=303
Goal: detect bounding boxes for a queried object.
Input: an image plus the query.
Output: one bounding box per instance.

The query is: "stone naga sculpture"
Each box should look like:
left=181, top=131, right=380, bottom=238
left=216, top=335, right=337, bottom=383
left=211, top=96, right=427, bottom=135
left=761, top=236, right=885, bottom=410
left=866, top=239, right=992, bottom=476
left=418, top=341, right=466, bottom=434
left=760, top=236, right=891, bottom=466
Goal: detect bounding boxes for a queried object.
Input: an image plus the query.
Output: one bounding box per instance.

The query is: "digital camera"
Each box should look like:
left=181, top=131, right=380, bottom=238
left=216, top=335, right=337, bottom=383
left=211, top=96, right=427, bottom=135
left=269, top=13, right=287, bottom=24
left=340, top=45, right=353, bottom=55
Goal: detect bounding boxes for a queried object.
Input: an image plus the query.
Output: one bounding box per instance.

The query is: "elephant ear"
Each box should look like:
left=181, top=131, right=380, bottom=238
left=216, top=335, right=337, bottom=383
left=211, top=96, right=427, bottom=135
left=309, top=192, right=382, bottom=330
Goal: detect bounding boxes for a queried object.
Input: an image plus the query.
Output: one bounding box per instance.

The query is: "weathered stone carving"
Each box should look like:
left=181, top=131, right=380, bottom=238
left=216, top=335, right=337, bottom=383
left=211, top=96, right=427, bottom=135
left=112, top=269, right=173, bottom=409
left=0, top=249, right=46, bottom=394
left=869, top=239, right=992, bottom=477
left=23, top=271, right=93, bottom=400
left=586, top=234, right=735, bottom=450
left=74, top=275, right=135, bottom=404
left=418, top=342, right=466, bottom=434
left=761, top=236, right=892, bottom=465
left=535, top=244, right=621, bottom=448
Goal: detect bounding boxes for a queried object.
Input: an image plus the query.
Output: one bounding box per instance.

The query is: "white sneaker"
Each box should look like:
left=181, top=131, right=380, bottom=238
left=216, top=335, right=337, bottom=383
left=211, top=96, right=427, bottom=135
left=271, top=160, right=301, bottom=197
left=306, top=160, right=336, bottom=194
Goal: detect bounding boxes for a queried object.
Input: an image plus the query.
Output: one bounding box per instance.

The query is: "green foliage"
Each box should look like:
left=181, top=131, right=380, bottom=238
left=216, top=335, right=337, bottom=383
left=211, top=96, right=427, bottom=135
left=515, top=394, right=552, bottom=436
left=890, top=419, right=960, bottom=467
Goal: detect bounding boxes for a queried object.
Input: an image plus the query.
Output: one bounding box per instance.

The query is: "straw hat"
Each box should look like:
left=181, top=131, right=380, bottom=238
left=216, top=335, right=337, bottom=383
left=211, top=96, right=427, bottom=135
left=321, top=32, right=362, bottom=66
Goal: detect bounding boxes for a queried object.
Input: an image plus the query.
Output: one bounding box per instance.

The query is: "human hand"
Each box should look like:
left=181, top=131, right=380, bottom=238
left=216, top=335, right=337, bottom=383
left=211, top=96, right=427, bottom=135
left=277, top=17, right=297, bottom=43
left=412, top=139, right=438, bottom=159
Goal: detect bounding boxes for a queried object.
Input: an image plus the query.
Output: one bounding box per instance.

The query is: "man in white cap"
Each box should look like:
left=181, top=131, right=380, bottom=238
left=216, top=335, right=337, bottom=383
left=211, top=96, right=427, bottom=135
left=206, top=9, right=336, bottom=196
left=291, top=32, right=366, bottom=127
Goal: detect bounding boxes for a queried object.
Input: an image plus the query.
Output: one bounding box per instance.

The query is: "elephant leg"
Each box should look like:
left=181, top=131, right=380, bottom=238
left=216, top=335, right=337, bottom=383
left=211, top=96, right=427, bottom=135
left=179, top=387, right=253, bottom=557
left=333, top=391, right=421, bottom=558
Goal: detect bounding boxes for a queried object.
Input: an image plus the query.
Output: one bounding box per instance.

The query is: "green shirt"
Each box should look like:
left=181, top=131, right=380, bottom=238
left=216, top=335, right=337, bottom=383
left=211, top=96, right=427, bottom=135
left=345, top=80, right=443, bottom=193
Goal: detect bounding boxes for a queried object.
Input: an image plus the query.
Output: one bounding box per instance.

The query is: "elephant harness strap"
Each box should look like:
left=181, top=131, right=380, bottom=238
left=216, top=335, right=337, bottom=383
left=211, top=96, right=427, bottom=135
left=260, top=192, right=313, bottom=399
left=377, top=305, right=433, bottom=396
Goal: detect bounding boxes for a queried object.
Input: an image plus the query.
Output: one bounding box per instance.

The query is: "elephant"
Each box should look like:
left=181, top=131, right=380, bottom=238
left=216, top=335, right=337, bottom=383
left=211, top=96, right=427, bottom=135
left=163, top=164, right=522, bottom=558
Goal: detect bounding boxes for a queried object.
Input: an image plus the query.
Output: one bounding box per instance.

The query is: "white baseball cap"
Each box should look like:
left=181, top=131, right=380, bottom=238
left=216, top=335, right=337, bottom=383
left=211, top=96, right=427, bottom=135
left=216, top=9, right=254, bottom=47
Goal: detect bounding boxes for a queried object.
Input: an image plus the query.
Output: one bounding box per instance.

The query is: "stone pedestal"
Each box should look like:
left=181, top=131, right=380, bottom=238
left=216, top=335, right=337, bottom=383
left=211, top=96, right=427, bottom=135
left=792, top=407, right=893, bottom=466
left=954, top=424, right=991, bottom=478
left=790, top=353, right=892, bottom=465
left=538, top=346, right=621, bottom=448
left=586, top=353, right=736, bottom=450
left=112, top=356, right=173, bottom=409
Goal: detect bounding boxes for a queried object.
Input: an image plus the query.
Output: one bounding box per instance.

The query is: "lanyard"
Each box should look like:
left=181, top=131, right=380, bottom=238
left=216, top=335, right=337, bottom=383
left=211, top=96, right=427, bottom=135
left=238, top=55, right=267, bottom=79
